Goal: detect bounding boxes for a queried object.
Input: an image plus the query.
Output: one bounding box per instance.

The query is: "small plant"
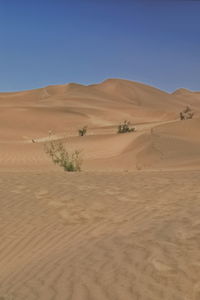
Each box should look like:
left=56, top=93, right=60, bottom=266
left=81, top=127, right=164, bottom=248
left=44, top=139, right=82, bottom=172
left=180, top=106, right=194, bottom=120
left=117, top=120, right=135, bottom=133
left=79, top=126, right=87, bottom=136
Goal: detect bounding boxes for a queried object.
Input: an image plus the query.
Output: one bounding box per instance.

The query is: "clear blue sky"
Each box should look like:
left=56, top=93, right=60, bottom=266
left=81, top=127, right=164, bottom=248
left=0, top=0, right=199, bottom=92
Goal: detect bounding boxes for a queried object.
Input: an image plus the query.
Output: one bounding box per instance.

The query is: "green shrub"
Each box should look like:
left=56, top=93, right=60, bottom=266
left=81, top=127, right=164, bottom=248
left=117, top=120, right=135, bottom=133
left=78, top=126, right=87, bottom=136
left=44, top=140, right=82, bottom=172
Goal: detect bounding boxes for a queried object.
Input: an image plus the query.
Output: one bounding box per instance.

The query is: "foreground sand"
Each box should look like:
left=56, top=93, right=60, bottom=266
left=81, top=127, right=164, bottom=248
left=0, top=170, right=200, bottom=300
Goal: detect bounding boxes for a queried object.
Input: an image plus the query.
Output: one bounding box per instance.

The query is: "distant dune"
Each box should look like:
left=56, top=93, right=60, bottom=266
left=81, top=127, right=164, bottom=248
left=0, top=78, right=199, bottom=171
left=172, top=88, right=192, bottom=95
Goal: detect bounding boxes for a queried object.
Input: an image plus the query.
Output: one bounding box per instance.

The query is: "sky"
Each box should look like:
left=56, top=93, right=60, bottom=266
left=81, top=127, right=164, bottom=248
left=0, top=0, right=199, bottom=92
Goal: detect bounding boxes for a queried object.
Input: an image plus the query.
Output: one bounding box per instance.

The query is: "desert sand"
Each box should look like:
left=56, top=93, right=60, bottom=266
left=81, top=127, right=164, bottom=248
left=0, top=78, right=200, bottom=299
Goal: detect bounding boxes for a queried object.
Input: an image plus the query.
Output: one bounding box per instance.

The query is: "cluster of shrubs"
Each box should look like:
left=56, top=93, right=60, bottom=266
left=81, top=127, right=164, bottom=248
left=44, top=103, right=197, bottom=172
left=44, top=140, right=82, bottom=172
left=180, top=106, right=194, bottom=120
left=45, top=120, right=136, bottom=171
left=117, top=120, right=135, bottom=133
left=78, top=122, right=136, bottom=135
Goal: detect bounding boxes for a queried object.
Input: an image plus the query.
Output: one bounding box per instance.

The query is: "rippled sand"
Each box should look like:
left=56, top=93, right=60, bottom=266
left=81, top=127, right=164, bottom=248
left=0, top=170, right=200, bottom=300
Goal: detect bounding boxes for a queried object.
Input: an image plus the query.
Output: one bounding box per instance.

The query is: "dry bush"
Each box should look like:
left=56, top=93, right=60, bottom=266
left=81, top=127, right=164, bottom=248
left=78, top=126, right=87, bottom=136
left=44, top=139, right=82, bottom=172
left=117, top=120, right=135, bottom=133
left=180, top=106, right=194, bottom=120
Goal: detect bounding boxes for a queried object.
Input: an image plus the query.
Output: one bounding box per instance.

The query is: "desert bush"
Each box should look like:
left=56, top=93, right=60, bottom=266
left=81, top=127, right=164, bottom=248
left=180, top=106, right=194, bottom=120
left=44, top=139, right=82, bottom=172
left=78, top=126, right=87, bottom=136
left=117, top=120, right=135, bottom=133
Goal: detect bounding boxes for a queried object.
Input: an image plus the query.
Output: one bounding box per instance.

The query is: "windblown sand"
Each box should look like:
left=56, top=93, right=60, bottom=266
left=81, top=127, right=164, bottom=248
left=0, top=79, right=200, bottom=299
left=1, top=171, right=200, bottom=300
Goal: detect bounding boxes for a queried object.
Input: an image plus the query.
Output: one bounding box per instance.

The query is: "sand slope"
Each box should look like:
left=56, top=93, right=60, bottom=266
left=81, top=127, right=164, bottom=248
left=172, top=88, right=200, bottom=112
left=0, top=78, right=197, bottom=141
left=1, top=171, right=200, bottom=300
left=136, top=118, right=200, bottom=170
left=0, top=78, right=200, bottom=171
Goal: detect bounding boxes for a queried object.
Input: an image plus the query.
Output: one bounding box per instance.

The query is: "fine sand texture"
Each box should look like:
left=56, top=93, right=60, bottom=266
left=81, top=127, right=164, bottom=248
left=1, top=171, right=200, bottom=300
left=0, top=79, right=200, bottom=299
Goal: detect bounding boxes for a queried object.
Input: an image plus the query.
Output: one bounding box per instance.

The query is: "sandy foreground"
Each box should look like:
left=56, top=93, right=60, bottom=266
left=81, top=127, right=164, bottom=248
left=0, top=170, right=200, bottom=300
left=0, top=79, right=200, bottom=299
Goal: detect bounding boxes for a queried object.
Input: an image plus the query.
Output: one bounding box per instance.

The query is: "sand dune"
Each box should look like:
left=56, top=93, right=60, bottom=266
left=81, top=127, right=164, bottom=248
left=0, top=79, right=200, bottom=299
left=136, top=118, right=200, bottom=170
left=0, top=79, right=195, bottom=141
left=0, top=78, right=199, bottom=171
left=172, top=88, right=200, bottom=112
